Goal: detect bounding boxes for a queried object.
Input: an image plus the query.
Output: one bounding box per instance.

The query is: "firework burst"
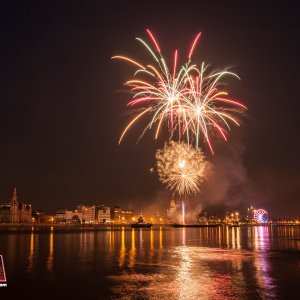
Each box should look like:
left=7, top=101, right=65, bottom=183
left=112, top=30, right=201, bottom=143
left=182, top=63, right=247, bottom=154
left=113, top=29, right=247, bottom=154
left=156, top=141, right=210, bottom=196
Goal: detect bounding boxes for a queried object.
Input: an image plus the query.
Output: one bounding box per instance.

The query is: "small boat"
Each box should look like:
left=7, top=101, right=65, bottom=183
left=171, top=223, right=220, bottom=228
left=131, top=216, right=153, bottom=228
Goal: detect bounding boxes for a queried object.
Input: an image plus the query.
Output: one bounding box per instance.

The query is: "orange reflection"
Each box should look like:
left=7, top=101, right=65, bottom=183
left=150, top=228, right=154, bottom=250
left=111, top=229, right=115, bottom=249
left=27, top=227, right=35, bottom=273
left=109, top=228, right=112, bottom=252
left=119, top=227, right=126, bottom=267
left=182, top=228, right=186, bottom=246
left=47, top=227, right=54, bottom=272
left=225, top=226, right=229, bottom=247
left=231, top=227, right=235, bottom=248
left=139, top=229, right=143, bottom=248
left=129, top=228, right=136, bottom=268
left=159, top=226, right=163, bottom=249
left=149, top=228, right=154, bottom=262
left=236, top=227, right=241, bottom=249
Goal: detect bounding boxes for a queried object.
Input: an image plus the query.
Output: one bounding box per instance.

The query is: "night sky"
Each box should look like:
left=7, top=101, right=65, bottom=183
left=0, top=1, right=299, bottom=218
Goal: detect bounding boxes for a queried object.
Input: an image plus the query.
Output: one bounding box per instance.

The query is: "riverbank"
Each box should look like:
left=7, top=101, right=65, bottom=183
left=0, top=223, right=137, bottom=233
left=0, top=223, right=298, bottom=233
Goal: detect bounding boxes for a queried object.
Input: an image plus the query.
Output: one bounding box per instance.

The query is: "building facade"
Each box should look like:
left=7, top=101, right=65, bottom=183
left=97, top=205, right=110, bottom=223
left=0, top=187, right=32, bottom=223
left=246, top=206, right=255, bottom=223
left=121, top=209, right=133, bottom=223
left=65, top=210, right=83, bottom=224
left=112, top=206, right=122, bottom=223
left=55, top=209, right=67, bottom=223
left=77, top=205, right=95, bottom=224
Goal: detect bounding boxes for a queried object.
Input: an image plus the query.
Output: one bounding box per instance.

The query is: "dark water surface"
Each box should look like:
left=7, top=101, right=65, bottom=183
left=0, top=225, right=300, bottom=299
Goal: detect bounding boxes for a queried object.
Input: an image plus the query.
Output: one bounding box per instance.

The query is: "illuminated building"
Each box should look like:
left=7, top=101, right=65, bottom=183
left=112, top=206, right=122, bottom=223
left=246, top=206, right=255, bottom=222
left=121, top=209, right=133, bottom=223
left=111, top=206, right=133, bottom=223
left=55, top=209, right=67, bottom=223
left=77, top=205, right=96, bottom=224
left=97, top=205, right=111, bottom=223
left=65, top=210, right=83, bottom=224
left=0, top=203, right=10, bottom=223
left=32, top=210, right=50, bottom=223
left=0, top=187, right=32, bottom=223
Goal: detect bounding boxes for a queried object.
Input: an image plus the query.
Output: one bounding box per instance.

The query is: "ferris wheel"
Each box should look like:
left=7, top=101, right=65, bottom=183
left=254, top=209, right=268, bottom=223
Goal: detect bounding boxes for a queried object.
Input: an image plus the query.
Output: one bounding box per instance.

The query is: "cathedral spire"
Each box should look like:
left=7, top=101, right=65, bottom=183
left=11, top=187, right=18, bottom=205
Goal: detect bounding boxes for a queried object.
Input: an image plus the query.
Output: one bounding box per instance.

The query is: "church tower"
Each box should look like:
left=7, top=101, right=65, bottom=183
left=10, top=187, right=20, bottom=223
left=170, top=198, right=176, bottom=209
left=167, top=196, right=177, bottom=221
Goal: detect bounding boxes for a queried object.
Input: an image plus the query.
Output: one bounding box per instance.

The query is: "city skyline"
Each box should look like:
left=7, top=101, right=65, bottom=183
left=0, top=2, right=299, bottom=218
left=1, top=186, right=298, bottom=224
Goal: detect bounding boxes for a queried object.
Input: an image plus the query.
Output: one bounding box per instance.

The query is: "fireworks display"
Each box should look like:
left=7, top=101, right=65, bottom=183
left=156, top=141, right=210, bottom=196
left=113, top=29, right=247, bottom=154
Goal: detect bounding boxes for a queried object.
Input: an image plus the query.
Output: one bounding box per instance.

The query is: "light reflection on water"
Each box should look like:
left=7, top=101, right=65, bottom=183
left=46, top=227, right=54, bottom=274
left=0, top=225, right=299, bottom=299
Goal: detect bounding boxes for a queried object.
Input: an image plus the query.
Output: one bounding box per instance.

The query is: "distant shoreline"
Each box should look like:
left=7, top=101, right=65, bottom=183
left=0, top=223, right=298, bottom=233
left=0, top=223, right=136, bottom=233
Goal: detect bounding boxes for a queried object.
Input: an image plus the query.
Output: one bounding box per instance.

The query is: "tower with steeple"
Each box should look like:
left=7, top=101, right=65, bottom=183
left=0, top=187, right=32, bottom=223
left=10, top=187, right=20, bottom=223
left=167, top=196, right=177, bottom=222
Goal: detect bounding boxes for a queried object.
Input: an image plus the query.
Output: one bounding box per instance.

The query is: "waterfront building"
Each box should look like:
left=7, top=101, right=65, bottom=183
left=0, top=203, right=10, bottom=223
left=112, top=206, right=122, bottom=223
left=0, top=187, right=32, bottom=223
left=77, top=205, right=95, bottom=224
left=110, top=206, right=134, bottom=223
left=246, top=206, right=255, bottom=222
left=97, top=205, right=110, bottom=223
left=65, top=210, right=83, bottom=224
left=121, top=209, right=133, bottom=223
left=32, top=210, right=50, bottom=223
left=55, top=209, right=67, bottom=223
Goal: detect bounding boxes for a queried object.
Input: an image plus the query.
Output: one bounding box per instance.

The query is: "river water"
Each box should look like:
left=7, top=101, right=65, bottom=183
left=0, top=225, right=299, bottom=299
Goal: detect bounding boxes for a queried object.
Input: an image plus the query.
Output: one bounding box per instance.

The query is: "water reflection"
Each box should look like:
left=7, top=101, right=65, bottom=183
left=149, top=228, right=154, bottom=261
left=159, top=226, right=163, bottom=249
left=0, top=225, right=299, bottom=299
left=119, top=227, right=126, bottom=267
left=46, top=227, right=54, bottom=273
left=27, top=227, right=35, bottom=273
left=181, top=228, right=186, bottom=246
left=139, top=229, right=143, bottom=248
left=108, top=226, right=299, bottom=299
left=254, top=226, right=270, bottom=251
left=253, top=226, right=276, bottom=298
left=176, top=247, right=193, bottom=299
left=129, top=229, right=136, bottom=268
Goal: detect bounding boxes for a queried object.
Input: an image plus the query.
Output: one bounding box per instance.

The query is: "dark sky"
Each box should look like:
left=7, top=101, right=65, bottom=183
left=0, top=1, right=299, bottom=218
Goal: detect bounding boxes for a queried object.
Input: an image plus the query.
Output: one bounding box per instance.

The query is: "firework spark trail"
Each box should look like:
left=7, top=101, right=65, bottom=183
left=156, top=141, right=211, bottom=196
left=113, top=30, right=247, bottom=154
left=112, top=29, right=201, bottom=144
